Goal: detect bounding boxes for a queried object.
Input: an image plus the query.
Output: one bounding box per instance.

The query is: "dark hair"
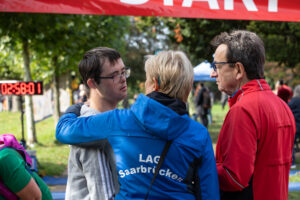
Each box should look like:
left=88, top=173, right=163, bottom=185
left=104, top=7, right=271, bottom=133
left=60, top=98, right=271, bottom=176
left=211, top=30, right=265, bottom=80
left=279, top=79, right=284, bottom=85
left=78, top=47, right=121, bottom=88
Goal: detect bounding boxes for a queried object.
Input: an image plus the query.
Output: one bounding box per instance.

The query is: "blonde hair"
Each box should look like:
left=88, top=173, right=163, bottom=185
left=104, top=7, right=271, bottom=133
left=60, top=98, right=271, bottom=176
left=145, top=50, right=194, bottom=100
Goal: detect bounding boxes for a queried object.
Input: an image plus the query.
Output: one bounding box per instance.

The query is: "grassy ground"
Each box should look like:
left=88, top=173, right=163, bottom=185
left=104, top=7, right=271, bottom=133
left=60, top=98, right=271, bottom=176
left=0, top=111, right=69, bottom=177
left=1, top=104, right=299, bottom=198
left=289, top=191, right=300, bottom=200
left=289, top=154, right=300, bottom=185
left=207, top=103, right=229, bottom=144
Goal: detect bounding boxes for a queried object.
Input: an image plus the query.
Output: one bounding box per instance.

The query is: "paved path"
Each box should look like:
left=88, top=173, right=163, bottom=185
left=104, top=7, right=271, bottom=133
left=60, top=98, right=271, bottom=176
left=45, top=170, right=300, bottom=200
left=43, top=176, right=67, bottom=200
left=289, top=170, right=300, bottom=191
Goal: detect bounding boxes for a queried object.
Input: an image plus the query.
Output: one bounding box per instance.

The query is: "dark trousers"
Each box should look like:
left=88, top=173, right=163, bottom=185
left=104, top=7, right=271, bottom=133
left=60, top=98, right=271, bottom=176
left=200, top=113, right=208, bottom=128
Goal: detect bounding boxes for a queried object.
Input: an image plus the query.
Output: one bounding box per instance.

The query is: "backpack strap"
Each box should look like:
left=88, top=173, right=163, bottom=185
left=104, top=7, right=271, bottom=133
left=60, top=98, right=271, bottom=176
left=144, top=140, right=172, bottom=200
left=0, top=180, right=18, bottom=200
left=184, top=157, right=202, bottom=199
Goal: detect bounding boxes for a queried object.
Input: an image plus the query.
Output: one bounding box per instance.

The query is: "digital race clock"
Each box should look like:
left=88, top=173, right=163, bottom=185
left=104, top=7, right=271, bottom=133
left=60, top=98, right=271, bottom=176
left=0, top=81, right=43, bottom=95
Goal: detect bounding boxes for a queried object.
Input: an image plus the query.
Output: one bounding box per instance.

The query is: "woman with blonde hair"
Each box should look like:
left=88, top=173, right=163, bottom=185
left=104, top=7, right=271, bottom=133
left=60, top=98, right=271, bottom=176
left=56, top=50, right=219, bottom=199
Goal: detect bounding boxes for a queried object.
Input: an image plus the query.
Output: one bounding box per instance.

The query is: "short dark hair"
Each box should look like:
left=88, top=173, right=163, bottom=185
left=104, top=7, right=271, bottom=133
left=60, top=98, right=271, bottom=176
left=211, top=30, right=265, bottom=80
left=78, top=47, right=121, bottom=88
left=279, top=79, right=284, bottom=85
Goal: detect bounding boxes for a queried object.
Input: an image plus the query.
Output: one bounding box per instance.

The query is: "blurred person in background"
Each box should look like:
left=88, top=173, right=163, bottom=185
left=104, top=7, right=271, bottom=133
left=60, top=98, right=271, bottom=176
left=277, top=79, right=293, bottom=103
left=195, top=82, right=211, bottom=127
left=289, top=85, right=300, bottom=169
left=220, top=92, right=228, bottom=110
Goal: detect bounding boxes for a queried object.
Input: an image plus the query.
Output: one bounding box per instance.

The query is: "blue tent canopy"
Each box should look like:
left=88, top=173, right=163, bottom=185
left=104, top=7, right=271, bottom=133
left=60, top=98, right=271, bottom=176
left=193, top=61, right=216, bottom=82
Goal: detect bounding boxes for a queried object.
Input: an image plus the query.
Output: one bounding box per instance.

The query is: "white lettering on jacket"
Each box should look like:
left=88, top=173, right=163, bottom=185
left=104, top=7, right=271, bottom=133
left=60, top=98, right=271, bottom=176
left=119, top=165, right=184, bottom=182
left=139, top=154, right=160, bottom=164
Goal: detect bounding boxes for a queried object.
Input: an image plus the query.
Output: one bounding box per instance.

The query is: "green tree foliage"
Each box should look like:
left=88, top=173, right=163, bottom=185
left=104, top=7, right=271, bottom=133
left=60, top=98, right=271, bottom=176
left=131, top=17, right=250, bottom=99
left=0, top=13, right=130, bottom=83
left=248, top=21, right=300, bottom=68
left=0, top=38, right=22, bottom=80
left=27, top=14, right=130, bottom=125
left=123, top=17, right=176, bottom=95
left=122, top=17, right=153, bottom=93
left=0, top=13, right=130, bottom=141
left=165, top=19, right=300, bottom=86
left=0, top=13, right=43, bottom=144
left=165, top=18, right=249, bottom=65
left=247, top=21, right=300, bottom=86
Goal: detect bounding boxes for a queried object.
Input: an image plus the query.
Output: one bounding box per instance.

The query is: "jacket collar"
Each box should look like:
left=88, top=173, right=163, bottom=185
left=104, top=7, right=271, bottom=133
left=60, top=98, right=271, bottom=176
left=228, top=79, right=271, bottom=107
left=146, top=91, right=188, bottom=115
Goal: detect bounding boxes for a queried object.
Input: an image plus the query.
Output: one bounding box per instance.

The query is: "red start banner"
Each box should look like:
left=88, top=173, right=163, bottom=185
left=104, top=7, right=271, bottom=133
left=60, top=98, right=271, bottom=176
left=0, top=0, right=299, bottom=22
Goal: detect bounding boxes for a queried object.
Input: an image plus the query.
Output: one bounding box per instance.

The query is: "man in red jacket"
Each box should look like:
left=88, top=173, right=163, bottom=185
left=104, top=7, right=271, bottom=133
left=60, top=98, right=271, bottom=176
left=210, top=30, right=296, bottom=200
left=277, top=80, right=293, bottom=103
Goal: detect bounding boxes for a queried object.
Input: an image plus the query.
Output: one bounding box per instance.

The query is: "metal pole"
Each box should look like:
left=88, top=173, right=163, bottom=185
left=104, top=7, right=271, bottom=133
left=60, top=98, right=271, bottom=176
left=19, top=95, right=26, bottom=149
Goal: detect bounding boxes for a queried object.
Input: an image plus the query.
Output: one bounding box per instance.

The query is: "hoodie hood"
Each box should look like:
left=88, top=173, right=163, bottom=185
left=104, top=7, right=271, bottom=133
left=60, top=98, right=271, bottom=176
left=130, top=93, right=190, bottom=140
left=146, top=91, right=188, bottom=116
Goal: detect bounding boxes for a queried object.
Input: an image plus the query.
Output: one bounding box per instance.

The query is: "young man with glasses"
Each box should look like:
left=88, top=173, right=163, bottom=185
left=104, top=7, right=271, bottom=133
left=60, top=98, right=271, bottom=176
left=210, top=30, right=295, bottom=200
left=65, top=47, right=129, bottom=200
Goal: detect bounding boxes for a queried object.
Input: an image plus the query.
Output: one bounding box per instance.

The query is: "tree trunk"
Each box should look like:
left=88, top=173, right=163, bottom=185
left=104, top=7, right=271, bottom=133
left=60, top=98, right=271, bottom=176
left=11, top=95, right=21, bottom=112
left=52, top=56, right=60, bottom=126
left=66, top=73, right=73, bottom=106
left=22, top=38, right=37, bottom=145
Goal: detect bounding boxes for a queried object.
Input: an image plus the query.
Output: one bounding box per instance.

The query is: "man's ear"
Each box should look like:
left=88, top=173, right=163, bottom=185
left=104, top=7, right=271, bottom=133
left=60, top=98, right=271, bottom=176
left=235, top=62, right=246, bottom=81
left=87, top=79, right=97, bottom=89
left=153, top=77, right=160, bottom=91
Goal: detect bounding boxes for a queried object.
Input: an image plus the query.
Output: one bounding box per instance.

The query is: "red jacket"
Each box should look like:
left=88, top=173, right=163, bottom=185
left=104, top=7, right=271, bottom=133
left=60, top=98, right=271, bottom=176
left=278, top=84, right=293, bottom=103
left=216, top=79, right=296, bottom=200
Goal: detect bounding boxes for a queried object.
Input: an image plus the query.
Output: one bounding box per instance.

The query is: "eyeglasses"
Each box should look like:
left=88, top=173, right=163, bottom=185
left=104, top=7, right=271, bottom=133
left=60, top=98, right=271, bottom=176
left=211, top=62, right=236, bottom=72
left=98, top=68, right=130, bottom=82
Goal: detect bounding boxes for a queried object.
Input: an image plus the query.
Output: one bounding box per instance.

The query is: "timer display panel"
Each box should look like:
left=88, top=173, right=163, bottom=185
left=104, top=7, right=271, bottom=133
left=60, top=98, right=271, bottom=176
left=0, top=81, right=43, bottom=95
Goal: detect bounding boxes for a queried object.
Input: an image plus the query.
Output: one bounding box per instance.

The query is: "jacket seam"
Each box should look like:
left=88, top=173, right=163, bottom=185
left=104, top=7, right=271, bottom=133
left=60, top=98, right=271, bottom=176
left=225, top=168, right=245, bottom=189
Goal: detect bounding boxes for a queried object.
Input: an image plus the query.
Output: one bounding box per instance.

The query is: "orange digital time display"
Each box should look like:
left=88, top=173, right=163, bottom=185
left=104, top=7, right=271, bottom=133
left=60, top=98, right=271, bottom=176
left=0, top=81, right=43, bottom=95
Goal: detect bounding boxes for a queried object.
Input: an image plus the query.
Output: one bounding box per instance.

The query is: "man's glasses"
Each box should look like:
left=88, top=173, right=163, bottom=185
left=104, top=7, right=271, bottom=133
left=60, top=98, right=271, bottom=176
left=98, top=68, right=130, bottom=82
left=211, top=62, right=236, bottom=72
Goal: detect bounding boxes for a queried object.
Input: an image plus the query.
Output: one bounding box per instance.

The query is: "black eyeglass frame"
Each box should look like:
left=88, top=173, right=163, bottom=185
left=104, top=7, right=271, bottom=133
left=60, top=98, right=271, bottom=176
left=98, top=68, right=131, bottom=82
left=211, top=62, right=236, bottom=72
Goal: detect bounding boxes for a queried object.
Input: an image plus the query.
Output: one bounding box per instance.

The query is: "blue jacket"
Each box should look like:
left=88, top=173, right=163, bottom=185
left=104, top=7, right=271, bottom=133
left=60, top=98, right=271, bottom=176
left=289, top=97, right=300, bottom=136
left=56, top=93, right=219, bottom=200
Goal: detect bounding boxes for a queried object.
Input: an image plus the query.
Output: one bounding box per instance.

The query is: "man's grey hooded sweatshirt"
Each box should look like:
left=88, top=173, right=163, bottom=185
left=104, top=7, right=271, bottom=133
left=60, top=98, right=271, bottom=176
left=65, top=104, right=119, bottom=200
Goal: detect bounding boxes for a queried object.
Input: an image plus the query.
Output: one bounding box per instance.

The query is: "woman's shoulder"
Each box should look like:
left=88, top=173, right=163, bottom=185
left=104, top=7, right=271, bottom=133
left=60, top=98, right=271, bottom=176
left=174, top=118, right=211, bottom=148
left=0, top=148, right=22, bottom=161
